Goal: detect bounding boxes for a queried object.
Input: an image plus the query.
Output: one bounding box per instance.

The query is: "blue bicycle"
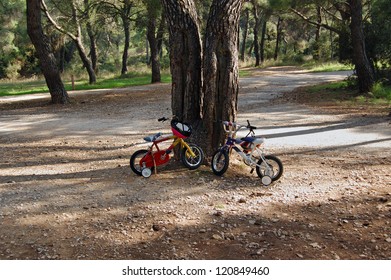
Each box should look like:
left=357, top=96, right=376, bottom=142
left=211, top=120, right=283, bottom=186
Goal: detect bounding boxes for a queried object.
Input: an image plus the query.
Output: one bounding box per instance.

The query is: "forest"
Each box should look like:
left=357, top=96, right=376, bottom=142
left=1, top=0, right=390, bottom=85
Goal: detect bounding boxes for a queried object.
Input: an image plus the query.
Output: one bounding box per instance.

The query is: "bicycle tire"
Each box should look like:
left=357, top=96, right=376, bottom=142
left=181, top=143, right=204, bottom=170
left=256, top=155, right=283, bottom=181
left=211, top=149, right=229, bottom=176
left=130, top=149, right=151, bottom=176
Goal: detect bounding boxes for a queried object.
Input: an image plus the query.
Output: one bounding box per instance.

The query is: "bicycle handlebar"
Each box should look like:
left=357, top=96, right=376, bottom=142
left=220, top=120, right=257, bottom=133
left=158, top=117, right=169, bottom=122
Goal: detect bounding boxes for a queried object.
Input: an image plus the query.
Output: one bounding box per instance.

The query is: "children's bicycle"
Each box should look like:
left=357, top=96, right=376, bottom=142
left=130, top=117, right=204, bottom=178
left=211, top=120, right=283, bottom=186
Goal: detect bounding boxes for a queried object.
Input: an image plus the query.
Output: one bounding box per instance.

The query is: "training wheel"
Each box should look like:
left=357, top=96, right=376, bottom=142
left=141, top=168, right=152, bottom=178
left=261, top=175, right=272, bottom=186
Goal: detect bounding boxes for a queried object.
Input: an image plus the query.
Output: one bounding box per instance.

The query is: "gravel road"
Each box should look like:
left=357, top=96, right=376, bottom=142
left=0, top=67, right=390, bottom=260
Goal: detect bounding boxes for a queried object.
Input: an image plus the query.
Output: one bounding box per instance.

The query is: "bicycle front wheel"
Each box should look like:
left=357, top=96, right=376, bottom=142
left=181, top=143, right=204, bottom=170
left=211, top=149, right=229, bottom=176
left=256, top=155, right=283, bottom=181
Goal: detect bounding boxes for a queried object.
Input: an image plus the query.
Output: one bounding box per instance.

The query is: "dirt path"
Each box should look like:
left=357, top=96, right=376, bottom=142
left=0, top=67, right=390, bottom=260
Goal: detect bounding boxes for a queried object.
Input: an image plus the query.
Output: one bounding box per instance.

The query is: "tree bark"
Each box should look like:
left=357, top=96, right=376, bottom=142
left=161, top=0, right=243, bottom=156
left=121, top=14, right=131, bottom=75
left=313, top=6, right=322, bottom=60
left=240, top=8, right=249, bottom=61
left=252, top=2, right=261, bottom=66
left=260, top=20, right=267, bottom=63
left=84, top=0, right=98, bottom=73
left=161, top=0, right=203, bottom=124
left=146, top=4, right=161, bottom=83
left=348, top=0, right=375, bottom=93
left=26, top=0, right=69, bottom=104
left=201, top=0, right=243, bottom=155
left=274, top=17, right=283, bottom=61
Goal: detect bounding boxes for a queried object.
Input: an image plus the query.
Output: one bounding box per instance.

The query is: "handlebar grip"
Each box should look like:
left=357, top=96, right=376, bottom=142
left=247, top=120, right=257, bottom=130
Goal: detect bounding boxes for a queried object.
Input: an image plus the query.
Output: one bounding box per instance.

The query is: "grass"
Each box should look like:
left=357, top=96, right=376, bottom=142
left=301, top=80, right=391, bottom=109
left=303, top=61, right=353, bottom=72
left=0, top=79, right=50, bottom=96
left=0, top=73, right=172, bottom=97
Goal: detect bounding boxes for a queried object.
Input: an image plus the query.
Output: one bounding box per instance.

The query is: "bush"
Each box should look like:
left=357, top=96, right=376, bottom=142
left=372, top=81, right=391, bottom=100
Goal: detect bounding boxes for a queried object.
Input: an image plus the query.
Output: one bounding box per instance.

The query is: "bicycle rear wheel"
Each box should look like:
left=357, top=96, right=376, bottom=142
left=256, top=155, right=283, bottom=181
left=130, top=149, right=152, bottom=176
left=211, top=149, right=229, bottom=176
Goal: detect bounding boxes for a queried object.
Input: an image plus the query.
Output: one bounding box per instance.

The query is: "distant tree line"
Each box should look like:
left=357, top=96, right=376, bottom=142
left=1, top=1, right=388, bottom=81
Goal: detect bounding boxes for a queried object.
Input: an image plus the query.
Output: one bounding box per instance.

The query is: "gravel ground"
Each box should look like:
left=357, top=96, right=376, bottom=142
left=0, top=67, right=390, bottom=260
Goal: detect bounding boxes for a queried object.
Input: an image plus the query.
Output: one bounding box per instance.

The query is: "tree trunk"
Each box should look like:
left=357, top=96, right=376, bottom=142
left=84, top=0, right=98, bottom=73
left=201, top=0, right=243, bottom=155
left=161, top=0, right=203, bottom=124
left=75, top=37, right=96, bottom=84
left=260, top=20, right=267, bottom=63
left=157, top=12, right=166, bottom=58
left=240, top=8, right=249, bottom=61
left=121, top=15, right=131, bottom=75
left=274, top=17, right=282, bottom=61
left=251, top=1, right=261, bottom=67
left=348, top=0, right=375, bottom=93
left=26, top=0, right=69, bottom=104
left=147, top=8, right=161, bottom=83
left=313, top=6, right=321, bottom=60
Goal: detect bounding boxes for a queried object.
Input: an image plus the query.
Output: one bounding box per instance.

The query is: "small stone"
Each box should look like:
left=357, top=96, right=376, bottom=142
left=213, top=211, right=223, bottom=217
left=212, top=234, right=223, bottom=240
left=238, top=198, right=246, bottom=203
left=152, top=224, right=162, bottom=231
left=310, top=242, right=322, bottom=249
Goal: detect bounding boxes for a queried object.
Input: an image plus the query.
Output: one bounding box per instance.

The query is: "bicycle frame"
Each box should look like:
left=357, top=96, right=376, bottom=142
left=142, top=134, right=196, bottom=168
left=220, top=121, right=268, bottom=169
left=221, top=136, right=264, bottom=168
left=150, top=135, right=196, bottom=156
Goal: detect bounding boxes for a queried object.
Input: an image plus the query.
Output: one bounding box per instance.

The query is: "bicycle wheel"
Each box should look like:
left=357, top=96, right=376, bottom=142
left=130, top=149, right=150, bottom=176
left=256, top=155, right=283, bottom=181
left=181, top=143, right=204, bottom=170
left=211, top=149, right=229, bottom=176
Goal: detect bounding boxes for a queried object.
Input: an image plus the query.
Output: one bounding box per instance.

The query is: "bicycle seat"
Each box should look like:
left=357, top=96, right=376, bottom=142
left=144, top=132, right=162, bottom=142
left=240, top=137, right=265, bottom=145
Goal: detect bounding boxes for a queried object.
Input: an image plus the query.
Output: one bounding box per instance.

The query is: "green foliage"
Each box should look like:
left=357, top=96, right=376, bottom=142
left=371, top=81, right=391, bottom=101
left=368, top=0, right=391, bottom=67
left=0, top=0, right=29, bottom=79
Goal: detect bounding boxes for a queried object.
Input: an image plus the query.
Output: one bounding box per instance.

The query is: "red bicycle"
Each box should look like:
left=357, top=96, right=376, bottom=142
left=130, top=117, right=204, bottom=178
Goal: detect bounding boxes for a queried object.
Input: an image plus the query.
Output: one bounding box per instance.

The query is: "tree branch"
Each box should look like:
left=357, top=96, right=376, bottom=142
left=290, top=7, right=342, bottom=35
left=41, top=0, right=77, bottom=41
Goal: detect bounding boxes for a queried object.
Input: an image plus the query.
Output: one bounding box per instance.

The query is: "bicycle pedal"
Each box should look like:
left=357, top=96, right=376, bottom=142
left=250, top=168, right=254, bottom=174
left=165, top=150, right=172, bottom=154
